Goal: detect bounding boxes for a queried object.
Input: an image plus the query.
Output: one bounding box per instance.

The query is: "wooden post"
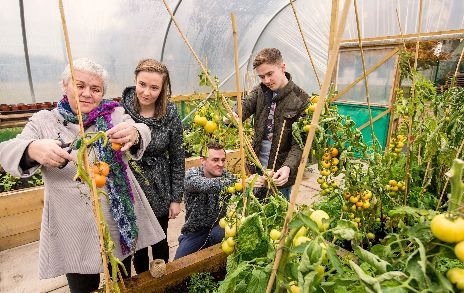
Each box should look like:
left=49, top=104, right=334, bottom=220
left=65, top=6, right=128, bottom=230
left=265, top=1, right=352, bottom=292
left=231, top=13, right=247, bottom=215
left=58, top=1, right=110, bottom=291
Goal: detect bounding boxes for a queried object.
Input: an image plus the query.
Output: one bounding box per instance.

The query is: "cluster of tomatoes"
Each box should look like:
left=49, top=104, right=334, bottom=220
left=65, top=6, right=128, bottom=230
left=389, top=134, right=405, bottom=155
left=193, top=114, right=218, bottom=134
left=385, top=179, right=406, bottom=196
left=91, top=161, right=110, bottom=188
left=342, top=190, right=373, bottom=228
left=225, top=181, right=243, bottom=194
left=317, top=147, right=340, bottom=196
left=430, top=213, right=464, bottom=289
left=219, top=210, right=241, bottom=255
left=301, top=95, right=319, bottom=133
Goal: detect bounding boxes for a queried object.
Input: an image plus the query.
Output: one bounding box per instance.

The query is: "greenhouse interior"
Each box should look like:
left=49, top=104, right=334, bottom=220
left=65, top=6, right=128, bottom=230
left=1, top=0, right=464, bottom=292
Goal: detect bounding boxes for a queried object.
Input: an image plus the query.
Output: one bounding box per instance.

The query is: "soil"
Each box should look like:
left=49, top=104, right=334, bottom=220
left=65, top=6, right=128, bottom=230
left=0, top=170, right=42, bottom=193
left=164, top=266, right=226, bottom=293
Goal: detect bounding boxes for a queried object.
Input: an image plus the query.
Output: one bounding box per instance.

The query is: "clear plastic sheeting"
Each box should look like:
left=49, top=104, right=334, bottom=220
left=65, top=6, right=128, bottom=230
left=336, top=47, right=398, bottom=106
left=0, top=0, right=175, bottom=103
left=0, top=0, right=463, bottom=104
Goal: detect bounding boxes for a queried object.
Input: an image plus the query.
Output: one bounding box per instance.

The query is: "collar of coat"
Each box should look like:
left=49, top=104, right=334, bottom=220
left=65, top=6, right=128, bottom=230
left=260, top=72, right=295, bottom=102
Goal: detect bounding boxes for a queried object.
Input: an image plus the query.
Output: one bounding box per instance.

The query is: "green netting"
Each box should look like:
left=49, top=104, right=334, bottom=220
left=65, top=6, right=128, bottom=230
left=335, top=102, right=390, bottom=150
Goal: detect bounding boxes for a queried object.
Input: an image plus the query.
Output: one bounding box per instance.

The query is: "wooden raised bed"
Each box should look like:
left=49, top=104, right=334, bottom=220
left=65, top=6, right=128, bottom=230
left=124, top=244, right=227, bottom=292
left=0, top=150, right=240, bottom=251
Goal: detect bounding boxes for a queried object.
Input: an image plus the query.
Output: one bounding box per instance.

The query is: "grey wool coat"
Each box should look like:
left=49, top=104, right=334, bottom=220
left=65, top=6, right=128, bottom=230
left=0, top=107, right=165, bottom=279
left=121, top=87, right=185, bottom=217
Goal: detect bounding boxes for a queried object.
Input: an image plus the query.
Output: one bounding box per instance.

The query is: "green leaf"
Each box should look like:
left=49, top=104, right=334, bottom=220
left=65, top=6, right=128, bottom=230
left=375, top=271, right=407, bottom=283
left=246, top=268, right=268, bottom=292
left=298, top=240, right=323, bottom=274
left=349, top=260, right=381, bottom=292
left=327, top=245, right=344, bottom=273
left=354, top=246, right=391, bottom=274
left=332, top=220, right=357, bottom=240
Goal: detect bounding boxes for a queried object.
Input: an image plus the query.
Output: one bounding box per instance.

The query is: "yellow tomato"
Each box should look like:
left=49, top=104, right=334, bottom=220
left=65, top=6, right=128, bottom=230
left=307, top=104, right=316, bottom=113
left=270, top=229, right=282, bottom=241
left=219, top=217, right=227, bottom=229
left=226, top=186, right=236, bottom=194
left=322, top=152, right=331, bottom=161
left=388, top=180, right=397, bottom=186
left=455, top=241, right=464, bottom=261
left=221, top=241, right=234, bottom=255
left=447, top=267, right=464, bottom=284
left=331, top=157, right=339, bottom=166
left=321, top=160, right=331, bottom=169
left=303, top=124, right=311, bottom=132
left=330, top=148, right=339, bottom=157
left=362, top=201, right=371, bottom=209
left=295, top=226, right=307, bottom=238
left=293, top=236, right=311, bottom=247
left=430, top=214, right=464, bottom=243
left=225, top=224, right=237, bottom=238
left=226, top=237, right=236, bottom=247
left=194, top=115, right=207, bottom=126
left=204, top=120, right=218, bottom=133
left=310, top=95, right=319, bottom=104
left=234, top=182, right=243, bottom=192
left=227, top=210, right=236, bottom=218
left=310, top=210, right=330, bottom=231
left=289, top=284, right=300, bottom=293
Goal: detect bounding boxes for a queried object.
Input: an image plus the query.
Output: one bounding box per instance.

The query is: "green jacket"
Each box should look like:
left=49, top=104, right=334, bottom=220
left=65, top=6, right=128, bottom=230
left=242, top=73, right=309, bottom=187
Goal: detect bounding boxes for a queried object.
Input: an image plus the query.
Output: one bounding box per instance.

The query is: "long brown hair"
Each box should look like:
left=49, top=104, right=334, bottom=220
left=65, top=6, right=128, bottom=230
left=134, top=59, right=172, bottom=118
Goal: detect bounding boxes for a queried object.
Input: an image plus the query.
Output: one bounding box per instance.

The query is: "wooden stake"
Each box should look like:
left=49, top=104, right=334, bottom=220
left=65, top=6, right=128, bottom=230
left=58, top=1, right=110, bottom=291
left=353, top=0, right=376, bottom=145
left=329, top=0, right=339, bottom=53
left=454, top=43, right=464, bottom=78
left=289, top=0, right=322, bottom=89
left=271, top=120, right=286, bottom=172
left=231, top=13, right=248, bottom=216
left=265, top=1, right=352, bottom=292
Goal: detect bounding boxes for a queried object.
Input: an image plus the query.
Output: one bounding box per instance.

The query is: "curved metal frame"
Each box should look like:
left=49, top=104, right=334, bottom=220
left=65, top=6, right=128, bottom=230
left=160, top=0, right=183, bottom=62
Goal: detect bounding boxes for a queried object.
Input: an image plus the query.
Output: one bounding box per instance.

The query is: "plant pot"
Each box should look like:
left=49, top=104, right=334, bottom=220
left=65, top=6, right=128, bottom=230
left=10, top=104, right=19, bottom=111
left=0, top=104, right=10, bottom=112
left=29, top=103, right=38, bottom=110
left=17, top=103, right=29, bottom=111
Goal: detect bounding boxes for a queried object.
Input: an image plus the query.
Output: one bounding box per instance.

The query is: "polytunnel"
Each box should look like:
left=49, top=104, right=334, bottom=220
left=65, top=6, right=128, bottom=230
left=1, top=0, right=463, bottom=104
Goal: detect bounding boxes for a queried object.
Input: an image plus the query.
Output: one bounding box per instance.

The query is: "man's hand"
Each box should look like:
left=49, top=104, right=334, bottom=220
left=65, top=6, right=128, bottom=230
left=246, top=174, right=267, bottom=187
left=169, top=202, right=181, bottom=219
left=27, top=139, right=75, bottom=168
left=223, top=112, right=239, bottom=125
left=272, top=166, right=290, bottom=186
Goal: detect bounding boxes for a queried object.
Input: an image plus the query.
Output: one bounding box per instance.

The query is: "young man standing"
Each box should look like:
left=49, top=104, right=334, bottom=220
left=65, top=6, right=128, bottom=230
left=241, top=48, right=310, bottom=199
left=174, top=142, right=236, bottom=259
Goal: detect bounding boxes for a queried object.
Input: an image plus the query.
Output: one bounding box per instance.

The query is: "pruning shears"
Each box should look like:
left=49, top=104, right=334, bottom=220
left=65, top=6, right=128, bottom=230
left=57, top=135, right=81, bottom=169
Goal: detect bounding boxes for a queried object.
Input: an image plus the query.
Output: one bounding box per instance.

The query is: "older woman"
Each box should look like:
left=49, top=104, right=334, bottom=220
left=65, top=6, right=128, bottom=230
left=121, top=59, right=184, bottom=272
left=0, top=58, right=165, bottom=293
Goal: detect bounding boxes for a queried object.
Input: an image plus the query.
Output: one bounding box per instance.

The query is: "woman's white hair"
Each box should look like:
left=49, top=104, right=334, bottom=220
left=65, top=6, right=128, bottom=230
left=61, top=58, right=108, bottom=94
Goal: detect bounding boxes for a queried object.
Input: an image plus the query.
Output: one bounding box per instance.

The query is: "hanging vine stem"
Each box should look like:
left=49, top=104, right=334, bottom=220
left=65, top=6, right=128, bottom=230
left=289, top=0, right=322, bottom=89
left=353, top=0, right=377, bottom=148
left=265, top=0, right=352, bottom=291
left=160, top=0, right=277, bottom=195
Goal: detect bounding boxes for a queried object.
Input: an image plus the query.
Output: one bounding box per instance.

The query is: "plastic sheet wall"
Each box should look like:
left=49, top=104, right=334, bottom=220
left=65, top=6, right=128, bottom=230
left=0, top=0, right=463, bottom=104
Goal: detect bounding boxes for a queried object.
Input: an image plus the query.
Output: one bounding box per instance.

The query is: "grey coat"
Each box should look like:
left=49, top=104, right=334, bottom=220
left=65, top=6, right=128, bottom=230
left=182, top=166, right=235, bottom=234
left=121, top=87, right=185, bottom=217
left=0, top=107, right=165, bottom=279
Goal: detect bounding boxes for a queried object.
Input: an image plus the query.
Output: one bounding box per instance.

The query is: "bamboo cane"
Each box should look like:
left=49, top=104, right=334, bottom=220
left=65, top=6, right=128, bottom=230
left=272, top=120, right=286, bottom=172
left=231, top=13, right=248, bottom=216
left=353, top=0, right=376, bottom=146
left=265, top=1, right=352, bottom=292
left=289, top=0, right=322, bottom=89
left=57, top=1, right=111, bottom=291
left=404, top=0, right=423, bottom=200
left=454, top=43, right=464, bottom=78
